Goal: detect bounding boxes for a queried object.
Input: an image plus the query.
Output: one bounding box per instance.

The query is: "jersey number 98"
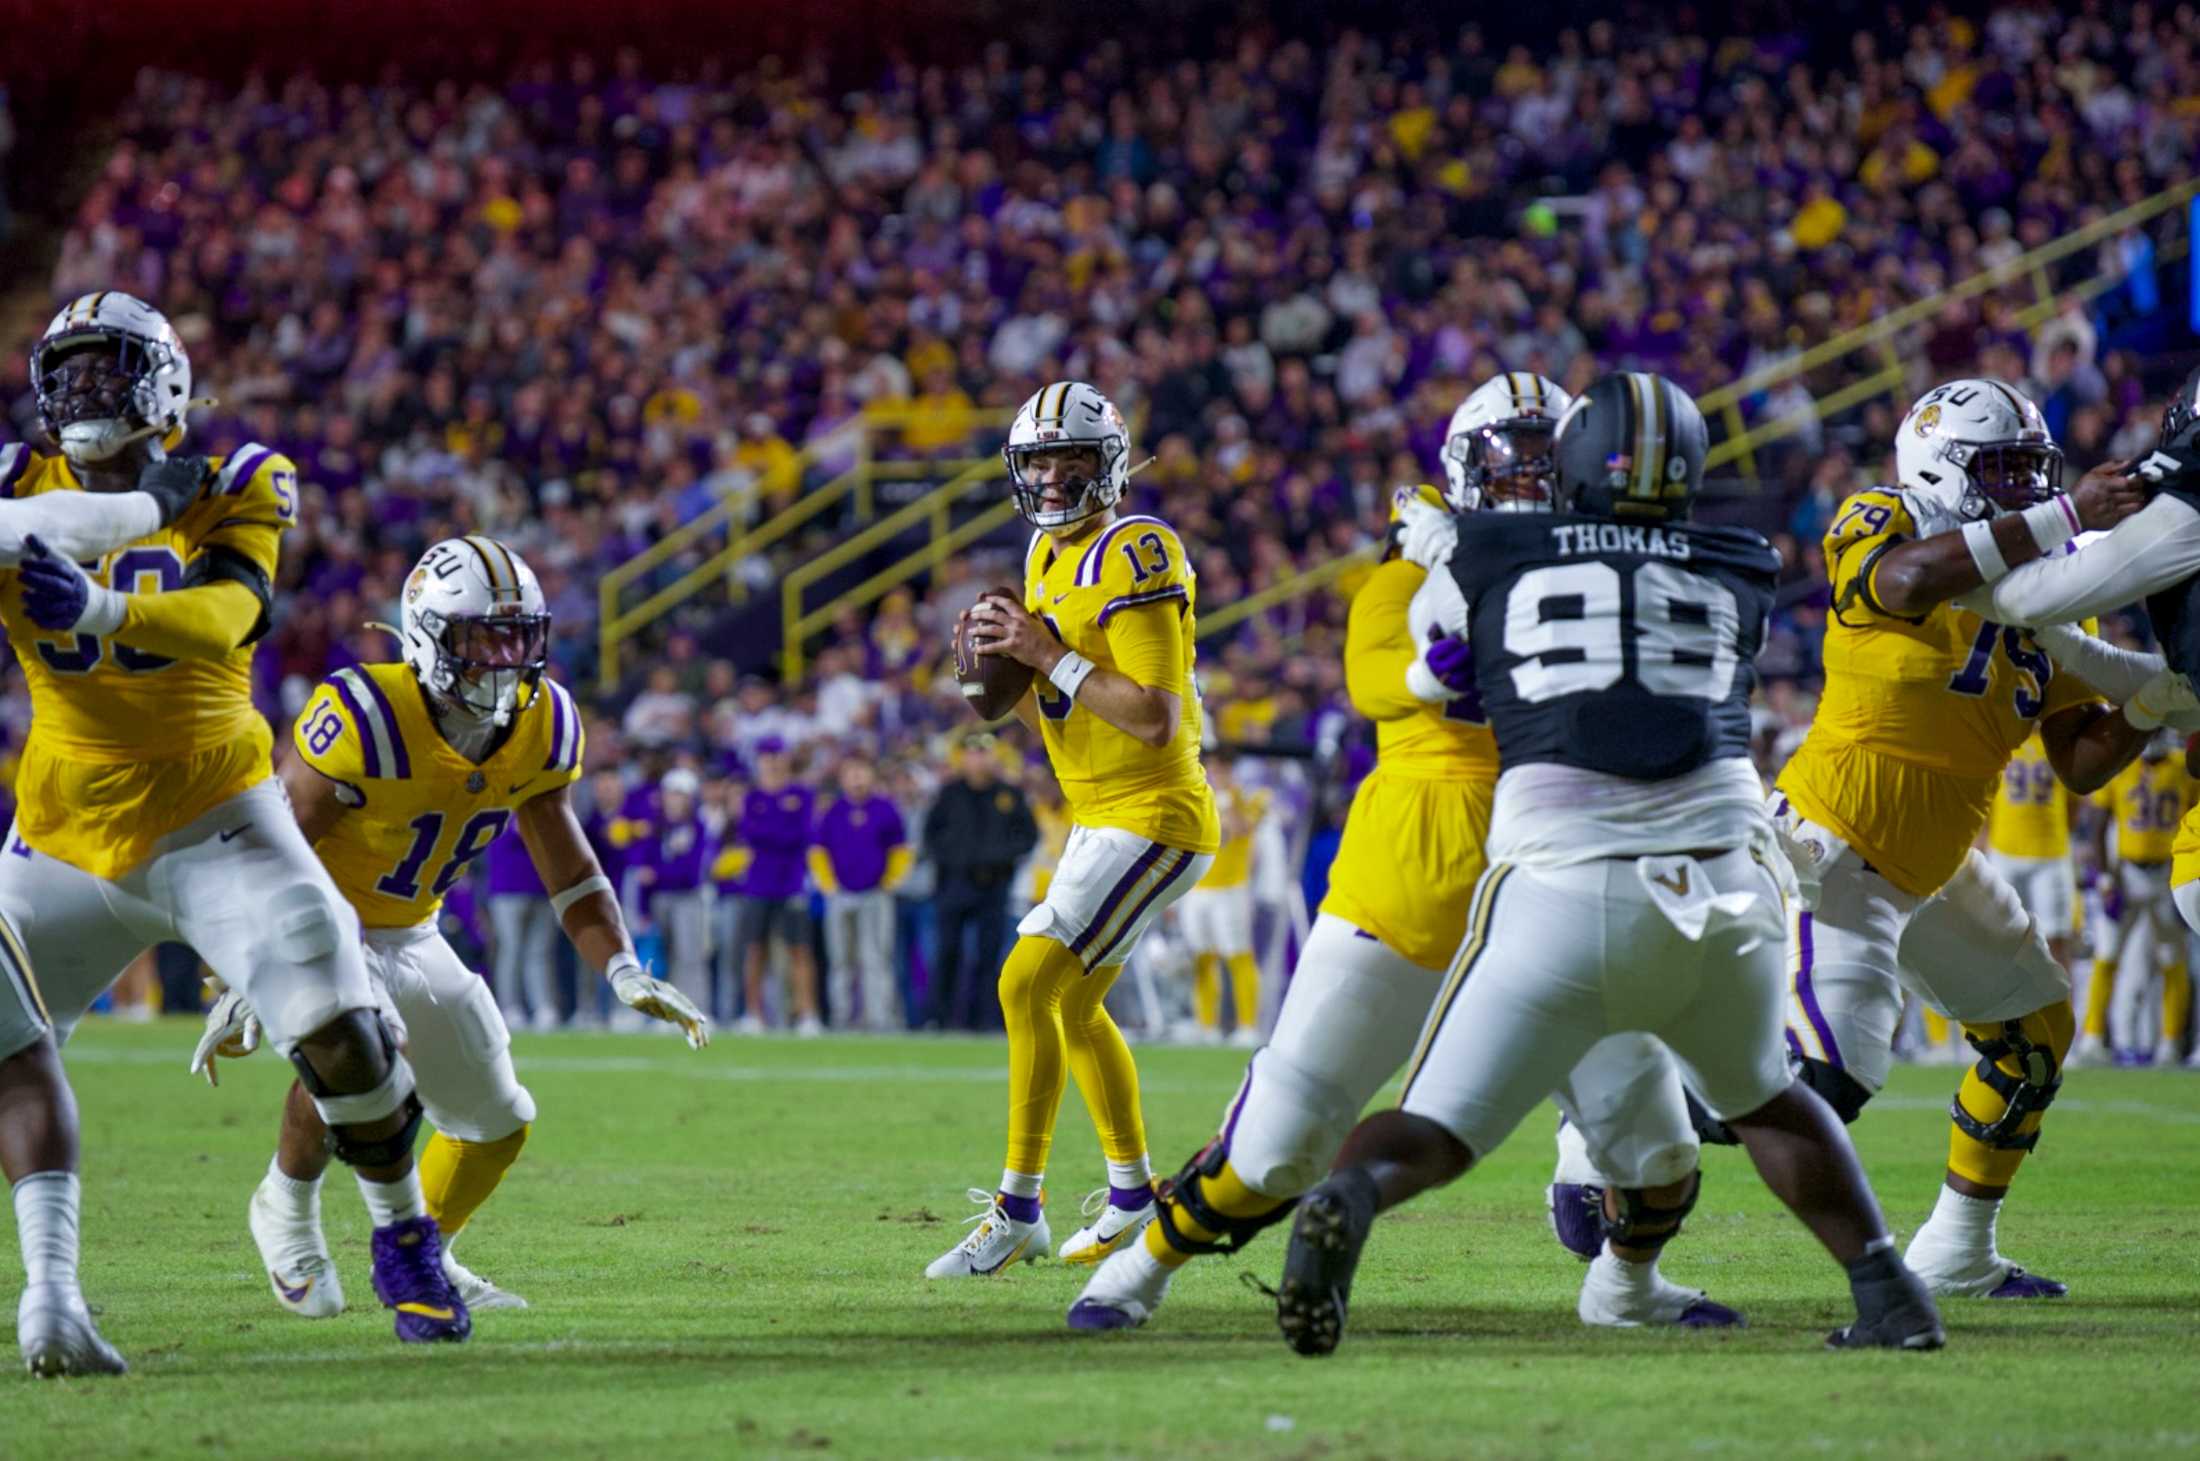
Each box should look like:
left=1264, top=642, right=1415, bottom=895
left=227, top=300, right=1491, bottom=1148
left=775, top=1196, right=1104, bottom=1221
left=1503, top=561, right=1741, bottom=703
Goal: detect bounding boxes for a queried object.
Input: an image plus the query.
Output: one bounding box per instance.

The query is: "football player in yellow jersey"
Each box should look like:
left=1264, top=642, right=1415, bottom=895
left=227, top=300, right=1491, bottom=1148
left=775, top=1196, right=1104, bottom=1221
left=928, top=381, right=1219, bottom=1280
left=0, top=292, right=476, bottom=1368
left=1175, top=757, right=1268, bottom=1046
left=2171, top=736, right=2200, bottom=1067
left=2079, top=737, right=2195, bottom=1064
left=1985, top=731, right=2080, bottom=971
left=191, top=537, right=707, bottom=1326
left=1771, top=377, right=2178, bottom=1300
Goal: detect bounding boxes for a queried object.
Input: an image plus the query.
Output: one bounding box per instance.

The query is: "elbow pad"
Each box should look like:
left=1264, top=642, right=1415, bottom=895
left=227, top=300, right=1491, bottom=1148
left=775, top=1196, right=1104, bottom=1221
left=186, top=546, right=275, bottom=645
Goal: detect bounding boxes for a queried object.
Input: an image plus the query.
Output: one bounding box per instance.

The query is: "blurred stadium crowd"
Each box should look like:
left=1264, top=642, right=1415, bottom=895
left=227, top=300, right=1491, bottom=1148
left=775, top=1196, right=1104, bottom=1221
left=2, top=2, right=2195, bottom=1028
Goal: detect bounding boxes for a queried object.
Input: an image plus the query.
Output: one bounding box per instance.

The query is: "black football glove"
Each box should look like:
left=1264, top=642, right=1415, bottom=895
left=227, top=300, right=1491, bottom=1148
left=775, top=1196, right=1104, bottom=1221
left=136, top=454, right=215, bottom=527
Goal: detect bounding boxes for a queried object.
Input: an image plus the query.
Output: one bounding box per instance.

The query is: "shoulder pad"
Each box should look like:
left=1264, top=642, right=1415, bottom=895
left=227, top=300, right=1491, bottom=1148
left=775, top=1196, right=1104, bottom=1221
left=323, top=666, right=415, bottom=780
left=537, top=677, right=586, bottom=779
left=1082, top=515, right=1191, bottom=617
left=211, top=444, right=301, bottom=526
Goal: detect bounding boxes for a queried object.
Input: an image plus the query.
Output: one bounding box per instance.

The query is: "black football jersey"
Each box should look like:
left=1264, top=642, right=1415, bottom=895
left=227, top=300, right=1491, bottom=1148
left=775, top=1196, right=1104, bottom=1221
left=1451, top=512, right=1779, bottom=781
left=2146, top=483, right=2200, bottom=682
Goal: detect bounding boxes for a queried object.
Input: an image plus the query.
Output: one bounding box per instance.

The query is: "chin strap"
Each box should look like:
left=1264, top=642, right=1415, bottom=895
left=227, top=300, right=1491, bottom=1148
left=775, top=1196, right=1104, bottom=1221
left=67, top=397, right=222, bottom=458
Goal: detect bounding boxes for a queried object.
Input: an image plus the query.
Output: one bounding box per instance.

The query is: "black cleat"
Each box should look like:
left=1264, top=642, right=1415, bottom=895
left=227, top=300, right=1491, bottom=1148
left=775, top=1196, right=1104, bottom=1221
left=1828, top=1264, right=1946, bottom=1351
left=1275, top=1170, right=1378, bottom=1357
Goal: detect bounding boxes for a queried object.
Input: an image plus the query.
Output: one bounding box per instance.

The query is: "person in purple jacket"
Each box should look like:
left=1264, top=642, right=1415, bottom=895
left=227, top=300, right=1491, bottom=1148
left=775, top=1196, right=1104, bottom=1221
left=721, top=741, right=821, bottom=1035
left=809, top=757, right=911, bottom=1032
left=484, top=827, right=562, bottom=1031
left=637, top=768, right=718, bottom=1023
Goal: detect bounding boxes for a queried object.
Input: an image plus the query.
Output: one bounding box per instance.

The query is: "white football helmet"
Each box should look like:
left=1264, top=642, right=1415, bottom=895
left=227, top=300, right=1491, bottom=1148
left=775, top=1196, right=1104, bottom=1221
left=1441, top=372, right=1572, bottom=511
left=1004, top=381, right=1130, bottom=535
left=1895, top=379, right=2063, bottom=523
left=398, top=536, right=550, bottom=726
left=32, top=292, right=194, bottom=465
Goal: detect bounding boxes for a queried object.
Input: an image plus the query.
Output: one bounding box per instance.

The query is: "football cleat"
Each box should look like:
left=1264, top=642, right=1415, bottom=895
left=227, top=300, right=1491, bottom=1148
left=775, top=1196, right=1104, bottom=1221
left=1056, top=1187, right=1157, bottom=1266
left=1067, top=1243, right=1174, bottom=1331
left=1827, top=1262, right=1946, bottom=1351
left=1226, top=1027, right=1262, bottom=1049
left=1904, top=1226, right=2068, bottom=1300
left=925, top=1190, right=1051, bottom=1279
left=2065, top=1032, right=2111, bottom=1068
left=442, top=1247, right=527, bottom=1312
left=1576, top=1252, right=1745, bottom=1328
left=248, top=1174, right=345, bottom=1319
left=18, top=1283, right=127, bottom=1378
left=370, top=1216, right=472, bottom=1343
left=1546, top=1118, right=1606, bottom=1261
left=1274, top=1170, right=1379, bottom=1357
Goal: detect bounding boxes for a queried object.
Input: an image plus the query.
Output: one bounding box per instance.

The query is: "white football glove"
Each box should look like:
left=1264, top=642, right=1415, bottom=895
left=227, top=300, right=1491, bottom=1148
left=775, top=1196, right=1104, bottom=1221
left=611, top=961, right=711, bottom=1050
left=1392, top=489, right=1459, bottom=571
left=2123, top=667, right=2200, bottom=731
left=190, top=983, right=262, bottom=1087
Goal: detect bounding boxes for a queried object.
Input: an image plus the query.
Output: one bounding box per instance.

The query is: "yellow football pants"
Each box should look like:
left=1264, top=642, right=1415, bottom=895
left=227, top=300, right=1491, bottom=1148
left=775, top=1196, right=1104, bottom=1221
left=1001, top=936, right=1145, bottom=1177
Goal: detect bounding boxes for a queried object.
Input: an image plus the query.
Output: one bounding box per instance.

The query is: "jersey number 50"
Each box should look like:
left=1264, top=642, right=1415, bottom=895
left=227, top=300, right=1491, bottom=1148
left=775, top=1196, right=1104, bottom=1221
left=1503, top=560, right=1741, bottom=702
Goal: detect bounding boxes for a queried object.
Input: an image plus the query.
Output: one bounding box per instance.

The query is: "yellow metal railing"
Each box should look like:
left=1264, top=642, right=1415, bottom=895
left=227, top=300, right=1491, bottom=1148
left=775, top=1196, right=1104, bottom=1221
left=596, top=401, right=1011, bottom=688
left=1701, top=178, right=2199, bottom=476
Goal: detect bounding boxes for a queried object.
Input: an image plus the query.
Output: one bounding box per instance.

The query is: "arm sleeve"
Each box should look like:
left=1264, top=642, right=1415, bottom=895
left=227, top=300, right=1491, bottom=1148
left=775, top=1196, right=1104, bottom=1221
left=2033, top=623, right=2160, bottom=705
left=111, top=580, right=263, bottom=660
left=1343, top=561, right=1428, bottom=721
left=1103, top=600, right=1185, bottom=690
left=0, top=492, right=163, bottom=566
left=1955, top=494, right=2200, bottom=627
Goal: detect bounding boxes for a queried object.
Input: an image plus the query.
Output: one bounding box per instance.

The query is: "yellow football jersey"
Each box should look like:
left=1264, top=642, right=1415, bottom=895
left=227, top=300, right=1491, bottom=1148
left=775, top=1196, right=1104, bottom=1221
left=1321, top=556, right=1500, bottom=970
left=2098, top=755, right=2192, bottom=866
left=1195, top=785, right=1268, bottom=891
left=1778, top=489, right=2103, bottom=897
left=0, top=443, right=296, bottom=878
left=1986, top=734, right=2071, bottom=861
left=1021, top=515, right=1219, bottom=853
left=295, top=662, right=585, bottom=928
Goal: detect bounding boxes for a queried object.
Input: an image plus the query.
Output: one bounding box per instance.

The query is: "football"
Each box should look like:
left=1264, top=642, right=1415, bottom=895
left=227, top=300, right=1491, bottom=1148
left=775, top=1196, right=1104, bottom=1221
left=956, top=585, right=1034, bottom=722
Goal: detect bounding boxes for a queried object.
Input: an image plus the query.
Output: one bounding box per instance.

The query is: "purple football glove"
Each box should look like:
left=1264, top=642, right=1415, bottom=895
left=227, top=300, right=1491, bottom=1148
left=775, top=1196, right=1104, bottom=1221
left=18, top=536, right=93, bottom=632
left=1426, top=634, right=1476, bottom=695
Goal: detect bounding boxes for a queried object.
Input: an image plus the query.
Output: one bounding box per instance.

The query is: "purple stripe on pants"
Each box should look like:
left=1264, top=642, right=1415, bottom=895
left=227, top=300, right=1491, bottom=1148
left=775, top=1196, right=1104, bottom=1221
left=1068, top=841, right=1164, bottom=958
left=1089, top=850, right=1196, bottom=968
left=1794, top=912, right=1843, bottom=1068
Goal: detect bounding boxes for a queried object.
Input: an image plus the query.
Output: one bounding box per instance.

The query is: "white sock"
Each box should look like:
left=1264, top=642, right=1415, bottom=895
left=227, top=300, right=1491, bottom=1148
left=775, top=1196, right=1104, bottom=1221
left=1591, top=1247, right=1659, bottom=1292
left=264, top=1156, right=322, bottom=1213
left=13, top=1171, right=81, bottom=1289
left=1919, top=1184, right=1999, bottom=1250
left=356, top=1170, right=427, bottom=1227
left=1106, top=1157, right=1153, bottom=1192
left=999, top=1169, right=1043, bottom=1200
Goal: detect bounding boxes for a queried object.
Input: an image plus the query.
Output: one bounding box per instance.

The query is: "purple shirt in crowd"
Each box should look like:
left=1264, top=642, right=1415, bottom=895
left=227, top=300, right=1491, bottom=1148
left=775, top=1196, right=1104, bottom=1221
left=484, top=826, right=545, bottom=897
left=641, top=809, right=716, bottom=896
left=812, top=794, right=906, bottom=894
left=739, top=783, right=815, bottom=901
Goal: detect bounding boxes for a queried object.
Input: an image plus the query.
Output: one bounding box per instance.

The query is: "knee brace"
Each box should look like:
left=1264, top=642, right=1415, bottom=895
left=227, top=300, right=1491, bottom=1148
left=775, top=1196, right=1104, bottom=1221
left=288, top=1013, right=424, bottom=1169
left=1599, top=1170, right=1701, bottom=1254
left=1953, top=1019, right=2063, bottom=1152
left=1151, top=1138, right=1297, bottom=1258
left=1796, top=1055, right=1875, bottom=1125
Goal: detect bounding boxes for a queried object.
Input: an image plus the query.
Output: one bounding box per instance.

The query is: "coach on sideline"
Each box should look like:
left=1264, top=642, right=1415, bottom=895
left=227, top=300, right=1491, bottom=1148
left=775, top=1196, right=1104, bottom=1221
left=922, top=735, right=1038, bottom=1031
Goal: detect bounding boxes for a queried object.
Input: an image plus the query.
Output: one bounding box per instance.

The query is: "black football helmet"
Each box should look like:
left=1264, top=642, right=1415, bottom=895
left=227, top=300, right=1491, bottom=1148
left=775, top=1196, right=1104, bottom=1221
left=1552, top=372, right=1709, bottom=522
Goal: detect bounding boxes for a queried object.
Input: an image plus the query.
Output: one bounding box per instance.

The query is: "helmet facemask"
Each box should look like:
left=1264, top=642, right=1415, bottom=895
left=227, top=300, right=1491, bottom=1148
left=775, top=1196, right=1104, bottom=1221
left=1007, top=440, right=1123, bottom=535
left=33, top=334, right=165, bottom=465
left=1444, top=419, right=1559, bottom=512
left=1949, top=439, right=2065, bottom=516
left=420, top=608, right=551, bottom=726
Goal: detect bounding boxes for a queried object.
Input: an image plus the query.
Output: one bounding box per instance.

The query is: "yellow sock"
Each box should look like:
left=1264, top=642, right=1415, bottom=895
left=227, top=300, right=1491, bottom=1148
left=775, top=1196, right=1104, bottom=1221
left=1949, top=1001, right=2074, bottom=1189
left=1001, top=936, right=1086, bottom=1177
left=1922, top=1007, right=1951, bottom=1047
left=1060, top=962, right=1148, bottom=1169
left=1193, top=954, right=1221, bottom=1029
left=2163, top=962, right=2192, bottom=1049
left=1141, top=1157, right=1290, bottom=1269
left=1227, top=952, right=1260, bottom=1033
left=2084, top=959, right=2114, bottom=1039
left=419, top=1125, right=530, bottom=1239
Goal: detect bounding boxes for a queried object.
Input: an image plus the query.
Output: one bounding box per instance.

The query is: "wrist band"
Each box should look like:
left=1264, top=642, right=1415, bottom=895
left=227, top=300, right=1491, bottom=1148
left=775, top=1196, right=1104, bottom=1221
left=550, top=873, right=612, bottom=917
left=1049, top=651, right=1097, bottom=700
left=1404, top=657, right=1456, bottom=704
left=2021, top=495, right=2081, bottom=555
left=1962, top=519, right=2010, bottom=582
left=606, top=952, right=643, bottom=983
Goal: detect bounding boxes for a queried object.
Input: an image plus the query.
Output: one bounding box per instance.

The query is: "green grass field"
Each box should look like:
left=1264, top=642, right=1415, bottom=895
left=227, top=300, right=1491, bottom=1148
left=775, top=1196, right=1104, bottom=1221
left=10, top=1021, right=2200, bottom=1459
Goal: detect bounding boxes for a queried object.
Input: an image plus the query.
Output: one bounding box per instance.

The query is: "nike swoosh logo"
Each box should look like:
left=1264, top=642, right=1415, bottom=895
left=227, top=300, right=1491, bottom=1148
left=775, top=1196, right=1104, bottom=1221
left=1651, top=868, right=1691, bottom=897
left=218, top=825, right=251, bottom=843
left=507, top=781, right=533, bottom=796
left=395, top=1302, right=456, bottom=1321
left=272, top=1271, right=313, bottom=1304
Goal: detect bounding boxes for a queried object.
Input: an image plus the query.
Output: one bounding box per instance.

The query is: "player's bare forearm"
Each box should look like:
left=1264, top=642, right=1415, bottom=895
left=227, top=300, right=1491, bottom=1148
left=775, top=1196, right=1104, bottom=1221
left=276, top=749, right=354, bottom=845
left=1070, top=669, right=1180, bottom=748
left=517, top=785, right=636, bottom=975
left=2041, top=704, right=2150, bottom=796
left=1869, top=517, right=2043, bottom=616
